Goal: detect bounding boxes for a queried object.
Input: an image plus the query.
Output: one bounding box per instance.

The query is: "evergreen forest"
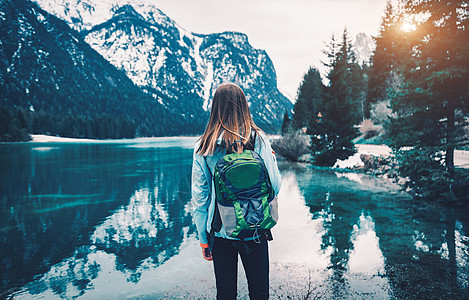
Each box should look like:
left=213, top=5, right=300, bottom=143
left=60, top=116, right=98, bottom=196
left=281, top=0, right=468, bottom=202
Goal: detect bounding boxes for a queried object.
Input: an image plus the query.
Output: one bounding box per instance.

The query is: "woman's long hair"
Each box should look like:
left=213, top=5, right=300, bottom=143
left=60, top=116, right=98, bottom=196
left=197, top=83, right=262, bottom=156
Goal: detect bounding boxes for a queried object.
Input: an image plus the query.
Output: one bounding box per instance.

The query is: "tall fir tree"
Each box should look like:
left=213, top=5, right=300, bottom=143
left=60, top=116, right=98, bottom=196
left=386, top=0, right=469, bottom=200
left=310, top=29, right=360, bottom=166
left=367, top=1, right=400, bottom=117
left=281, top=111, right=292, bottom=136
left=292, top=67, right=324, bottom=130
left=349, top=58, right=367, bottom=124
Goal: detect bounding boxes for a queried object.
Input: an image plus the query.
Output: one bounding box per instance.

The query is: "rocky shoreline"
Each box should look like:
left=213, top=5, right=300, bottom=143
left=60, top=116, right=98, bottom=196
left=295, top=144, right=408, bottom=185
left=331, top=148, right=468, bottom=203
left=293, top=145, right=412, bottom=192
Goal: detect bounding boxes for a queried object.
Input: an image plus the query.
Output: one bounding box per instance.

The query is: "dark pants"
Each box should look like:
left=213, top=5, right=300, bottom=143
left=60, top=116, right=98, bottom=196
left=212, top=237, right=269, bottom=300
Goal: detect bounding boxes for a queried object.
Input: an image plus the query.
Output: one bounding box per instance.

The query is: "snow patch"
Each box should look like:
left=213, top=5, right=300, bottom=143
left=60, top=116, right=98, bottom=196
left=334, top=152, right=364, bottom=169
left=257, top=53, right=264, bottom=68
left=193, top=36, right=206, bottom=73
left=202, top=62, right=213, bottom=111
left=356, top=144, right=392, bottom=157
left=333, top=144, right=393, bottom=169
left=86, top=28, right=156, bottom=87
left=180, top=58, right=194, bottom=78
left=35, top=11, right=46, bottom=23
left=31, top=135, right=96, bottom=143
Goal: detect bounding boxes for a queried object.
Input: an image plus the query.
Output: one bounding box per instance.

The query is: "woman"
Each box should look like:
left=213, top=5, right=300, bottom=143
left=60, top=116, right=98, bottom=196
left=191, top=83, right=282, bottom=299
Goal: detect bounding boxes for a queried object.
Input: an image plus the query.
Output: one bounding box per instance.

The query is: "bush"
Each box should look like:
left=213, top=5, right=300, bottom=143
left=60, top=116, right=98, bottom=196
left=314, top=148, right=350, bottom=167
left=370, top=100, right=393, bottom=125
left=359, top=119, right=380, bottom=140
left=271, top=130, right=310, bottom=162
left=397, top=147, right=469, bottom=202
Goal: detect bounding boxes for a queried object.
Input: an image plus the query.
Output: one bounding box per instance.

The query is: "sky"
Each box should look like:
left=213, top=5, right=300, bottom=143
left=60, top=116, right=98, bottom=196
left=153, top=0, right=388, bottom=100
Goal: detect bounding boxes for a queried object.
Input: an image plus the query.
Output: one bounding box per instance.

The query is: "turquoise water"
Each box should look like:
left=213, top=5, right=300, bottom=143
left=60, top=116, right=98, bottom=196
left=0, top=138, right=467, bottom=299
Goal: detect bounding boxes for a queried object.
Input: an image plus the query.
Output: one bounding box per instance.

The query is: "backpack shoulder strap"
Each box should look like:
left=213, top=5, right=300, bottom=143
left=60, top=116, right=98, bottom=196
left=203, top=155, right=222, bottom=236
left=245, top=130, right=256, bottom=151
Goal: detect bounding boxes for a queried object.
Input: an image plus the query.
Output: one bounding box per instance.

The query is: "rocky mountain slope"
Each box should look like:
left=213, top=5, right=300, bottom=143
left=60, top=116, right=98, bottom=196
left=32, top=0, right=293, bottom=132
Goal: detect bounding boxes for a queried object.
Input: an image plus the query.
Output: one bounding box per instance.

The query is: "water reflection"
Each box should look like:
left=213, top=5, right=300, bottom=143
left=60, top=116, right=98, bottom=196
left=348, top=213, right=385, bottom=275
left=270, top=167, right=392, bottom=299
left=0, top=140, right=196, bottom=298
left=90, top=182, right=193, bottom=277
left=269, top=173, right=330, bottom=267
left=288, top=164, right=469, bottom=299
left=0, top=142, right=468, bottom=299
left=347, top=213, right=391, bottom=298
left=18, top=173, right=195, bottom=299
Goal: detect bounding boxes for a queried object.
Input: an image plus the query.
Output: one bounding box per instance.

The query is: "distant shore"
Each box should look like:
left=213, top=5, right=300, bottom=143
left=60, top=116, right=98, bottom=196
left=28, top=134, right=199, bottom=143
left=0, top=133, right=458, bottom=173
left=26, top=135, right=469, bottom=169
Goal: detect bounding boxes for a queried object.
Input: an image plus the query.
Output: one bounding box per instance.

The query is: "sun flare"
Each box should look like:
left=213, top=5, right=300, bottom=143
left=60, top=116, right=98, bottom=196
left=401, top=22, right=417, bottom=32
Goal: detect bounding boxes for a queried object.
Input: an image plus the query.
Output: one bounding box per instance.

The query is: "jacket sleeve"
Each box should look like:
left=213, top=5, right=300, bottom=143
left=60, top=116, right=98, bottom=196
left=191, top=149, right=211, bottom=245
left=257, top=133, right=282, bottom=195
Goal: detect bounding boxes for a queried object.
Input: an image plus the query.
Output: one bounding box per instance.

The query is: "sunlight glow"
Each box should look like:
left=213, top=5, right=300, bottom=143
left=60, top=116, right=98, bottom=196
left=401, top=22, right=417, bottom=32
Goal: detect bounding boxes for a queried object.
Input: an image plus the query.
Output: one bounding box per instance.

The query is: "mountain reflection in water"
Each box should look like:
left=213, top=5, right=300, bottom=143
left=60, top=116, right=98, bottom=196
left=0, top=139, right=467, bottom=299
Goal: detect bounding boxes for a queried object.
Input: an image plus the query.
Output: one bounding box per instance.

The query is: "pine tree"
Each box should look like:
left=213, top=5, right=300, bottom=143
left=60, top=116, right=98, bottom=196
left=367, top=1, right=399, bottom=114
left=310, top=29, right=360, bottom=166
left=387, top=0, right=469, bottom=200
left=349, top=56, right=367, bottom=124
left=292, top=67, right=324, bottom=130
left=281, top=111, right=292, bottom=136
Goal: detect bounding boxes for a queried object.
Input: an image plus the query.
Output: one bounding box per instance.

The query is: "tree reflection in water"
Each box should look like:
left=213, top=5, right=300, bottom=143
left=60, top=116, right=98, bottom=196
left=292, top=166, right=468, bottom=299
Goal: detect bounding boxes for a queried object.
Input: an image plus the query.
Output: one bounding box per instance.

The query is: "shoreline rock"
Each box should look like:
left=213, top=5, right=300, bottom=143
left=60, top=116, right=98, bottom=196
left=356, top=153, right=411, bottom=189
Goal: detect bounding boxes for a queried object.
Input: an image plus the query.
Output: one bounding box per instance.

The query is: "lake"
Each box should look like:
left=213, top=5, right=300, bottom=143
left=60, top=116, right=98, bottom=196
left=0, top=138, right=468, bottom=299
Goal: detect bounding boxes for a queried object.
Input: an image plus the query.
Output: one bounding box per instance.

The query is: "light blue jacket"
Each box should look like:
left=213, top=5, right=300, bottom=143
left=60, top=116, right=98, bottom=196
left=191, top=131, right=282, bottom=245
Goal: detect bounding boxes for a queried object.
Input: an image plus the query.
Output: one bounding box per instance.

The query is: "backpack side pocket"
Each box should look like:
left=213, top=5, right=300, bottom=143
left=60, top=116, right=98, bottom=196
left=217, top=203, right=238, bottom=237
left=269, top=196, right=279, bottom=224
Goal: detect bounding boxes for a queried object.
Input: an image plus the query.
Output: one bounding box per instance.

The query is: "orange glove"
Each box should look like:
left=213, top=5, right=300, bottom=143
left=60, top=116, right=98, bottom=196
left=200, top=243, right=212, bottom=261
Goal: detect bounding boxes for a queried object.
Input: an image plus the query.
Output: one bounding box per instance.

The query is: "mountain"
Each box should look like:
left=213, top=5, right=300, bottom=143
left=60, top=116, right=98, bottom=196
left=0, top=0, right=192, bottom=141
left=32, top=0, right=293, bottom=132
left=353, top=32, right=375, bottom=65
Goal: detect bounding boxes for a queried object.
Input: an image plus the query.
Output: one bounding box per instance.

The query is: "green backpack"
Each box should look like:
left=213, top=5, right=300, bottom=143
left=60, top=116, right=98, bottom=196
left=210, top=137, right=279, bottom=239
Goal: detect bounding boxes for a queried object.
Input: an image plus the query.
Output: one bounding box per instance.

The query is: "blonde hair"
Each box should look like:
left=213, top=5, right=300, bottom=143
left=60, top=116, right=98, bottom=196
left=197, top=83, right=262, bottom=156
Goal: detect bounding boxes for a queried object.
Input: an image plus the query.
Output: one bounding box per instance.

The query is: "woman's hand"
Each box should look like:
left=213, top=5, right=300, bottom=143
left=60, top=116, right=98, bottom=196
left=201, top=243, right=212, bottom=261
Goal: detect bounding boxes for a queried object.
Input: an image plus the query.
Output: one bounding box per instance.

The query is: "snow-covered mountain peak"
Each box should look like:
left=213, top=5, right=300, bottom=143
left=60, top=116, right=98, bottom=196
left=32, top=0, right=184, bottom=32
left=219, top=31, right=249, bottom=45
left=353, top=32, right=375, bottom=65
left=112, top=4, right=143, bottom=21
